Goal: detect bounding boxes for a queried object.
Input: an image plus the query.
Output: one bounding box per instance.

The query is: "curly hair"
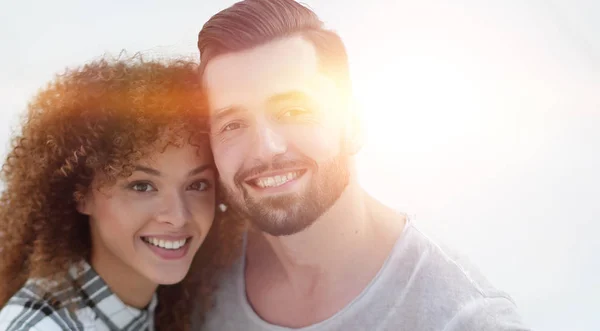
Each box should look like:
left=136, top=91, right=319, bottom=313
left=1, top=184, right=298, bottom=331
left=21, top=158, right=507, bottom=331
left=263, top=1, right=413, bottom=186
left=0, top=55, right=245, bottom=330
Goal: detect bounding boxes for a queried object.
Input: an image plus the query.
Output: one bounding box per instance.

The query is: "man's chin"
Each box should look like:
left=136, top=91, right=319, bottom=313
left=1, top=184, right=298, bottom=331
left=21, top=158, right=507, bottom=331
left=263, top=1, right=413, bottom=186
left=256, top=194, right=302, bottom=210
left=242, top=203, right=318, bottom=236
left=252, top=216, right=316, bottom=237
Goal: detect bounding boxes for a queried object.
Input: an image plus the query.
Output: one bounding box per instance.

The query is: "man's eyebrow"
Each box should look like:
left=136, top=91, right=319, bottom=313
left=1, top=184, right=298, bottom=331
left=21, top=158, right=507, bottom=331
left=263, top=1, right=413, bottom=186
left=267, top=90, right=311, bottom=104
left=133, top=166, right=161, bottom=176
left=212, top=106, right=246, bottom=123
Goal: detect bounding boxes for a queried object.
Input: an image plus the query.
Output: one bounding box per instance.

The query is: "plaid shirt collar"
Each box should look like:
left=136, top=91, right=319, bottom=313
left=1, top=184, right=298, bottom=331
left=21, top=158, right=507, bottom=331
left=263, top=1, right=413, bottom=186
left=0, top=261, right=158, bottom=330
left=66, top=260, right=158, bottom=330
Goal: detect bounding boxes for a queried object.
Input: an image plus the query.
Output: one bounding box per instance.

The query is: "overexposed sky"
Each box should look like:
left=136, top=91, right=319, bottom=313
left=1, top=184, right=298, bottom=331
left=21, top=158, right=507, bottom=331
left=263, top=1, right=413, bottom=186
left=1, top=1, right=599, bottom=330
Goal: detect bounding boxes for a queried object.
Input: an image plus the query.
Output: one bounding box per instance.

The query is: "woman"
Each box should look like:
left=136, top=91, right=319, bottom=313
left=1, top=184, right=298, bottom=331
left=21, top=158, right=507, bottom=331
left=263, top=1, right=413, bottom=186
left=0, top=56, right=243, bottom=330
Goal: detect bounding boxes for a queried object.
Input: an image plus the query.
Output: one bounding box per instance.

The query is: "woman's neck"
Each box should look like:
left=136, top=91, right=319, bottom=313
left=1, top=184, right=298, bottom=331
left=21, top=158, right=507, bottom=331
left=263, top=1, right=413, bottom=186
left=90, top=246, right=157, bottom=309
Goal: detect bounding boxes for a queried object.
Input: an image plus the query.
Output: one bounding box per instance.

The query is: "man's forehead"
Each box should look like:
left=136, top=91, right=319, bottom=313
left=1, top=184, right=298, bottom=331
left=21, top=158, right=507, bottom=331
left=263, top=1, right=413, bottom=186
left=203, top=36, right=321, bottom=110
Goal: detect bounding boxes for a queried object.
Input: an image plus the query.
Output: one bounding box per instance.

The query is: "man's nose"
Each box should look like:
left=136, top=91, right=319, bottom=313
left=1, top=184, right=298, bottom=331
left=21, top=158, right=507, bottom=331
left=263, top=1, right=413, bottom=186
left=250, top=120, right=288, bottom=162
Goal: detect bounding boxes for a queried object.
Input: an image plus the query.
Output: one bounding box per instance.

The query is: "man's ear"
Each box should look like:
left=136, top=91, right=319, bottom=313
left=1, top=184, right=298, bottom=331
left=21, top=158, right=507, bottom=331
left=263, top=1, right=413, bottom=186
left=75, top=193, right=91, bottom=216
left=343, top=99, right=365, bottom=155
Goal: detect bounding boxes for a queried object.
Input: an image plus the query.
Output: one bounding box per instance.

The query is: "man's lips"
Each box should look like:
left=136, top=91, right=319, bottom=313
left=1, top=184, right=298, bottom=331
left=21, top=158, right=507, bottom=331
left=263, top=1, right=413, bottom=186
left=245, top=169, right=307, bottom=189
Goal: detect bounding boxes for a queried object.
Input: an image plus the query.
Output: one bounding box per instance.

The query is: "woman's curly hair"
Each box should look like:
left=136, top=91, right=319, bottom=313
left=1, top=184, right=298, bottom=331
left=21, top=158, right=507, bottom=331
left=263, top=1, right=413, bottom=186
left=0, top=54, right=245, bottom=330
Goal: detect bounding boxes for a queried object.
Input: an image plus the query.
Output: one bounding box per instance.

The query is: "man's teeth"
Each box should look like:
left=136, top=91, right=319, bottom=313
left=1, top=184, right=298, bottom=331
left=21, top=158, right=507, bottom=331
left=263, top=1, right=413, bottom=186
left=254, top=171, right=300, bottom=188
left=143, top=237, right=187, bottom=250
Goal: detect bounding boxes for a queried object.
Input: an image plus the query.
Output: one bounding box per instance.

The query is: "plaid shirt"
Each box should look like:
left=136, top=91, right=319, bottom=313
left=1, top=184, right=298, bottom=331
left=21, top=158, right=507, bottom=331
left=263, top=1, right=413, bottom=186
left=0, top=261, right=157, bottom=331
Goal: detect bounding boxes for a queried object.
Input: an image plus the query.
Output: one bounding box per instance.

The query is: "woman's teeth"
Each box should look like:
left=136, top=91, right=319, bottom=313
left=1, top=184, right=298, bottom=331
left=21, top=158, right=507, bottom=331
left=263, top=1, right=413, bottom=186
left=143, top=237, right=187, bottom=250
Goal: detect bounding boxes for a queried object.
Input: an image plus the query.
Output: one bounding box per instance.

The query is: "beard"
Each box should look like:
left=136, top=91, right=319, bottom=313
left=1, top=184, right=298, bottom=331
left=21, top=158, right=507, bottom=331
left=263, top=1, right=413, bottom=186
left=220, top=152, right=350, bottom=236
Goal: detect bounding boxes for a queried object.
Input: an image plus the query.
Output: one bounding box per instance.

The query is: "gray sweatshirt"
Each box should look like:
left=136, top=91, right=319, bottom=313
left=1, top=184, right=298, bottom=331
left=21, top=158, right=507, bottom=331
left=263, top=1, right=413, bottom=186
left=198, top=221, right=530, bottom=331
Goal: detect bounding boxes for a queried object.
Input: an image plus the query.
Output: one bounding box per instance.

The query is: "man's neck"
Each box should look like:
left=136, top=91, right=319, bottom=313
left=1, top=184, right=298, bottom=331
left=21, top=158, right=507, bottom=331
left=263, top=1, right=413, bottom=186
left=263, top=183, right=371, bottom=272
left=245, top=179, right=406, bottom=327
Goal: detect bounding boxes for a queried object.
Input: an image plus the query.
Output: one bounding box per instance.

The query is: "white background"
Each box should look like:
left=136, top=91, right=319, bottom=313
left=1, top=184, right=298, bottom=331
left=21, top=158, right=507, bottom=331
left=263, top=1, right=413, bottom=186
left=1, top=1, right=598, bottom=330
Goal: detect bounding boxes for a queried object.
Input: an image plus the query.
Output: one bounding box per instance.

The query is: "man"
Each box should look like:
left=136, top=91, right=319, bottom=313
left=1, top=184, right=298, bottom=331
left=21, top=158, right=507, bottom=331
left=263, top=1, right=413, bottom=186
left=196, top=0, right=529, bottom=330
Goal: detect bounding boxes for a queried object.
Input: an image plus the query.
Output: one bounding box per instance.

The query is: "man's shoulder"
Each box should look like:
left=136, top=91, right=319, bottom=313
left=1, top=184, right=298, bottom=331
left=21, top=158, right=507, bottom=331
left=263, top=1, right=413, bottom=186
left=380, top=222, right=529, bottom=329
left=193, top=247, right=245, bottom=328
left=413, top=223, right=510, bottom=295
left=0, top=281, right=89, bottom=330
left=395, top=223, right=514, bottom=301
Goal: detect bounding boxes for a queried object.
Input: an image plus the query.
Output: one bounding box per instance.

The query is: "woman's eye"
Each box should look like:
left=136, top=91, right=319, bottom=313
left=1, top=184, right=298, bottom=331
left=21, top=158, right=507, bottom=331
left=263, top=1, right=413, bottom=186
left=130, top=182, right=155, bottom=192
left=188, top=180, right=210, bottom=191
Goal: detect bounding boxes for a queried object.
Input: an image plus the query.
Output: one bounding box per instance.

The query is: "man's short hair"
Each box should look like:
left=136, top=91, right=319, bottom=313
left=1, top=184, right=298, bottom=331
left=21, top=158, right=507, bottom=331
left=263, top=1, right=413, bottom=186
left=197, top=0, right=351, bottom=91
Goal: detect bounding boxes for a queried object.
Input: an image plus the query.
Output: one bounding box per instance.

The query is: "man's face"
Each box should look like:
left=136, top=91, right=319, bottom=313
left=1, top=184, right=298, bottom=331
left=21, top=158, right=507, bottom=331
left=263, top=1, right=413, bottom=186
left=204, top=36, right=351, bottom=236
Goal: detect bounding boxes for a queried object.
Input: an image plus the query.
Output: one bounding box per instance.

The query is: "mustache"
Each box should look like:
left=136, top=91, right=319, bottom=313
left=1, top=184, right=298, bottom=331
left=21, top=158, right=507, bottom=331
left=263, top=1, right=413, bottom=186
left=234, top=155, right=316, bottom=185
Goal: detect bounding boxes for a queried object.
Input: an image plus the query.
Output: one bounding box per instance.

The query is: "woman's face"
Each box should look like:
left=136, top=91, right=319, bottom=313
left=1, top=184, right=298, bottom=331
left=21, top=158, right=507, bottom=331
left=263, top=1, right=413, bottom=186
left=79, top=142, right=216, bottom=285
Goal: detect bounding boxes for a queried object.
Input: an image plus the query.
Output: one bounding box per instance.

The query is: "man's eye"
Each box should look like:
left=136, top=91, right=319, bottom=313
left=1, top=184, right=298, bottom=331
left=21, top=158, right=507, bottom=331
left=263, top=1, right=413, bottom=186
left=188, top=180, right=210, bottom=191
left=281, top=107, right=309, bottom=118
left=222, top=122, right=242, bottom=132
left=130, top=182, right=155, bottom=192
